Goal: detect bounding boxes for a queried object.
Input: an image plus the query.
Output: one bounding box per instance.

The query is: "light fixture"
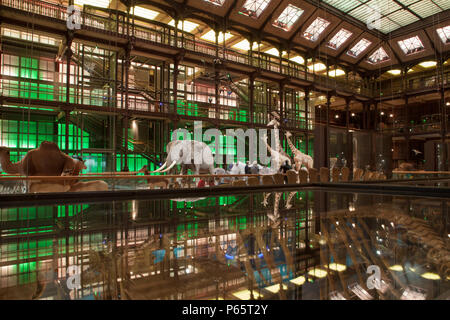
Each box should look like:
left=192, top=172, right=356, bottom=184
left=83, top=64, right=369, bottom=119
left=351, top=113, right=355, bottom=117
left=307, top=63, right=326, bottom=72
left=420, top=272, right=441, bottom=280
left=308, top=268, right=328, bottom=278
left=387, top=69, right=401, bottom=75
left=168, top=20, right=199, bottom=32
left=389, top=265, right=404, bottom=272
left=418, top=61, right=437, bottom=68
left=265, top=48, right=287, bottom=56
left=264, top=283, right=288, bottom=293
left=290, top=276, right=306, bottom=286
left=232, top=39, right=258, bottom=51
left=74, top=0, right=110, bottom=8
left=132, top=6, right=159, bottom=20
left=328, top=69, right=346, bottom=77
left=335, top=114, right=339, bottom=119
left=290, top=56, right=305, bottom=64
left=380, top=111, right=385, bottom=115
left=232, top=290, right=263, bottom=300
left=446, top=102, right=450, bottom=106
left=327, top=263, right=347, bottom=272
left=389, top=114, right=394, bottom=118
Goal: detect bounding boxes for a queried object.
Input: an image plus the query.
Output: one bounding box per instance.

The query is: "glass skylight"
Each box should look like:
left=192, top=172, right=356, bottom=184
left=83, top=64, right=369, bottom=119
left=303, top=17, right=330, bottom=41
left=201, top=30, right=234, bottom=43
left=398, top=36, right=424, bottom=55
left=273, top=4, right=304, bottom=31
left=327, top=28, right=352, bottom=50
left=168, top=20, right=199, bottom=32
left=240, top=0, right=271, bottom=19
left=436, top=25, right=450, bottom=44
left=367, top=47, right=390, bottom=64
left=132, top=6, right=159, bottom=20
left=347, top=38, right=372, bottom=58
left=204, top=0, right=226, bottom=6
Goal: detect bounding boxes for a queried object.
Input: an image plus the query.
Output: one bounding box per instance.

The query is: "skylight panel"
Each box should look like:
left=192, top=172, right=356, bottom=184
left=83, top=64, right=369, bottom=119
left=322, top=0, right=362, bottom=13
left=398, top=36, right=424, bottom=55
left=327, top=29, right=352, bottom=50
left=367, top=47, right=390, bottom=64
left=240, top=0, right=271, bottom=19
left=347, top=39, right=371, bottom=58
left=132, top=6, right=159, bottom=20
left=201, top=30, right=233, bottom=43
left=168, top=20, right=199, bottom=32
left=408, top=0, right=441, bottom=19
left=204, top=0, right=226, bottom=6
left=436, top=25, right=450, bottom=44
left=74, top=0, right=110, bottom=8
left=303, top=17, right=330, bottom=42
left=273, top=4, right=304, bottom=31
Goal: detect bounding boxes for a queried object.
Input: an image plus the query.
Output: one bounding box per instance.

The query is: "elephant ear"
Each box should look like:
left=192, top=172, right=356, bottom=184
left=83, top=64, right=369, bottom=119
left=178, top=148, right=183, bottom=158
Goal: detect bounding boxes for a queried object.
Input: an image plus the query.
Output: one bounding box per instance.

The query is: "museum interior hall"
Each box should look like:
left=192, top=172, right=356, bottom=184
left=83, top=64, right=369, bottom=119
left=0, top=0, right=449, bottom=301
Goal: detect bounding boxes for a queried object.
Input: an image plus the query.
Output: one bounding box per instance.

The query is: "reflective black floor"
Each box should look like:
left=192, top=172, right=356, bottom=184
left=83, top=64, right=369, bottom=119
left=0, top=189, right=448, bottom=300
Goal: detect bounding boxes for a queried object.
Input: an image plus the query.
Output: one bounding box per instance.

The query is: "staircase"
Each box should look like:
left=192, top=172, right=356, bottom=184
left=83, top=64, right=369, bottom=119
left=227, top=81, right=249, bottom=103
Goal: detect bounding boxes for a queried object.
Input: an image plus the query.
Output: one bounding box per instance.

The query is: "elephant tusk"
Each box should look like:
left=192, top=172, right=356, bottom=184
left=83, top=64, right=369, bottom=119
left=151, top=161, right=167, bottom=173
left=158, top=160, right=177, bottom=173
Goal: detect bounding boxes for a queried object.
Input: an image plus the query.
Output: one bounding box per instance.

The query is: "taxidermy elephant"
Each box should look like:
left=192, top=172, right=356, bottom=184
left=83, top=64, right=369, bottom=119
left=152, top=140, right=215, bottom=176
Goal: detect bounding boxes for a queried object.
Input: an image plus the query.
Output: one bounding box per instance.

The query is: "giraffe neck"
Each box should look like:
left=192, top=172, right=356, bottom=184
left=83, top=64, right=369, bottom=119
left=286, top=135, right=301, bottom=156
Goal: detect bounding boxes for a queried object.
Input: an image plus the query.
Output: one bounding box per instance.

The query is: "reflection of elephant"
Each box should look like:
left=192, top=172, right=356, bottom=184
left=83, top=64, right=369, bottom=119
left=152, top=140, right=214, bottom=175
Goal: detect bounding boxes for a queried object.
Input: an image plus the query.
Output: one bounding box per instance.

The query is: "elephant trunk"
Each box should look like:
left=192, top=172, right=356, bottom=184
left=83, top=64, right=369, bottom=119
left=158, top=160, right=177, bottom=173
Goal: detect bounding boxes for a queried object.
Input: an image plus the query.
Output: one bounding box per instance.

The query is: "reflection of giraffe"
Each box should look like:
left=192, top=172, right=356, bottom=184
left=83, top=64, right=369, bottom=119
left=285, top=131, right=313, bottom=170
left=285, top=191, right=297, bottom=209
left=262, top=134, right=291, bottom=172
left=267, top=192, right=282, bottom=225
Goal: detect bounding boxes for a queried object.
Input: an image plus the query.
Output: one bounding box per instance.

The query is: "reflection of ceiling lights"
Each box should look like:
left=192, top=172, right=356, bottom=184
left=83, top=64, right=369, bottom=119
left=290, top=276, right=306, bottom=285
left=132, top=6, right=159, bottom=20
left=168, top=20, right=199, bottom=32
left=201, top=30, right=233, bottom=43
left=307, top=63, right=326, bottom=72
left=387, top=69, right=401, bottom=75
left=419, top=61, right=437, bottom=68
left=264, top=284, right=288, bottom=293
left=308, top=268, right=328, bottom=278
left=232, top=290, right=263, bottom=300
left=420, top=272, right=440, bottom=280
left=389, top=265, right=404, bottom=272
left=327, top=263, right=347, bottom=272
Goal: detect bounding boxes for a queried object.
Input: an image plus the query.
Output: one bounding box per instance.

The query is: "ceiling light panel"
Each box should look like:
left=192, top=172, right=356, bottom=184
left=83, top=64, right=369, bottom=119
left=303, top=17, right=330, bottom=42
left=203, top=0, right=226, bottom=6
left=132, top=6, right=159, bottom=20
left=327, top=28, right=353, bottom=50
left=290, top=56, right=305, bottom=64
left=201, top=30, right=233, bottom=43
left=367, top=47, right=390, bottom=64
left=273, top=4, right=304, bottom=31
left=240, top=0, right=271, bottom=19
left=347, top=38, right=372, bottom=58
left=398, top=36, right=424, bottom=55
left=377, top=16, right=401, bottom=33
left=436, top=25, right=450, bottom=44
left=431, top=0, right=450, bottom=10
left=74, top=0, right=110, bottom=7
left=168, top=20, right=199, bottom=32
left=232, top=39, right=259, bottom=51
